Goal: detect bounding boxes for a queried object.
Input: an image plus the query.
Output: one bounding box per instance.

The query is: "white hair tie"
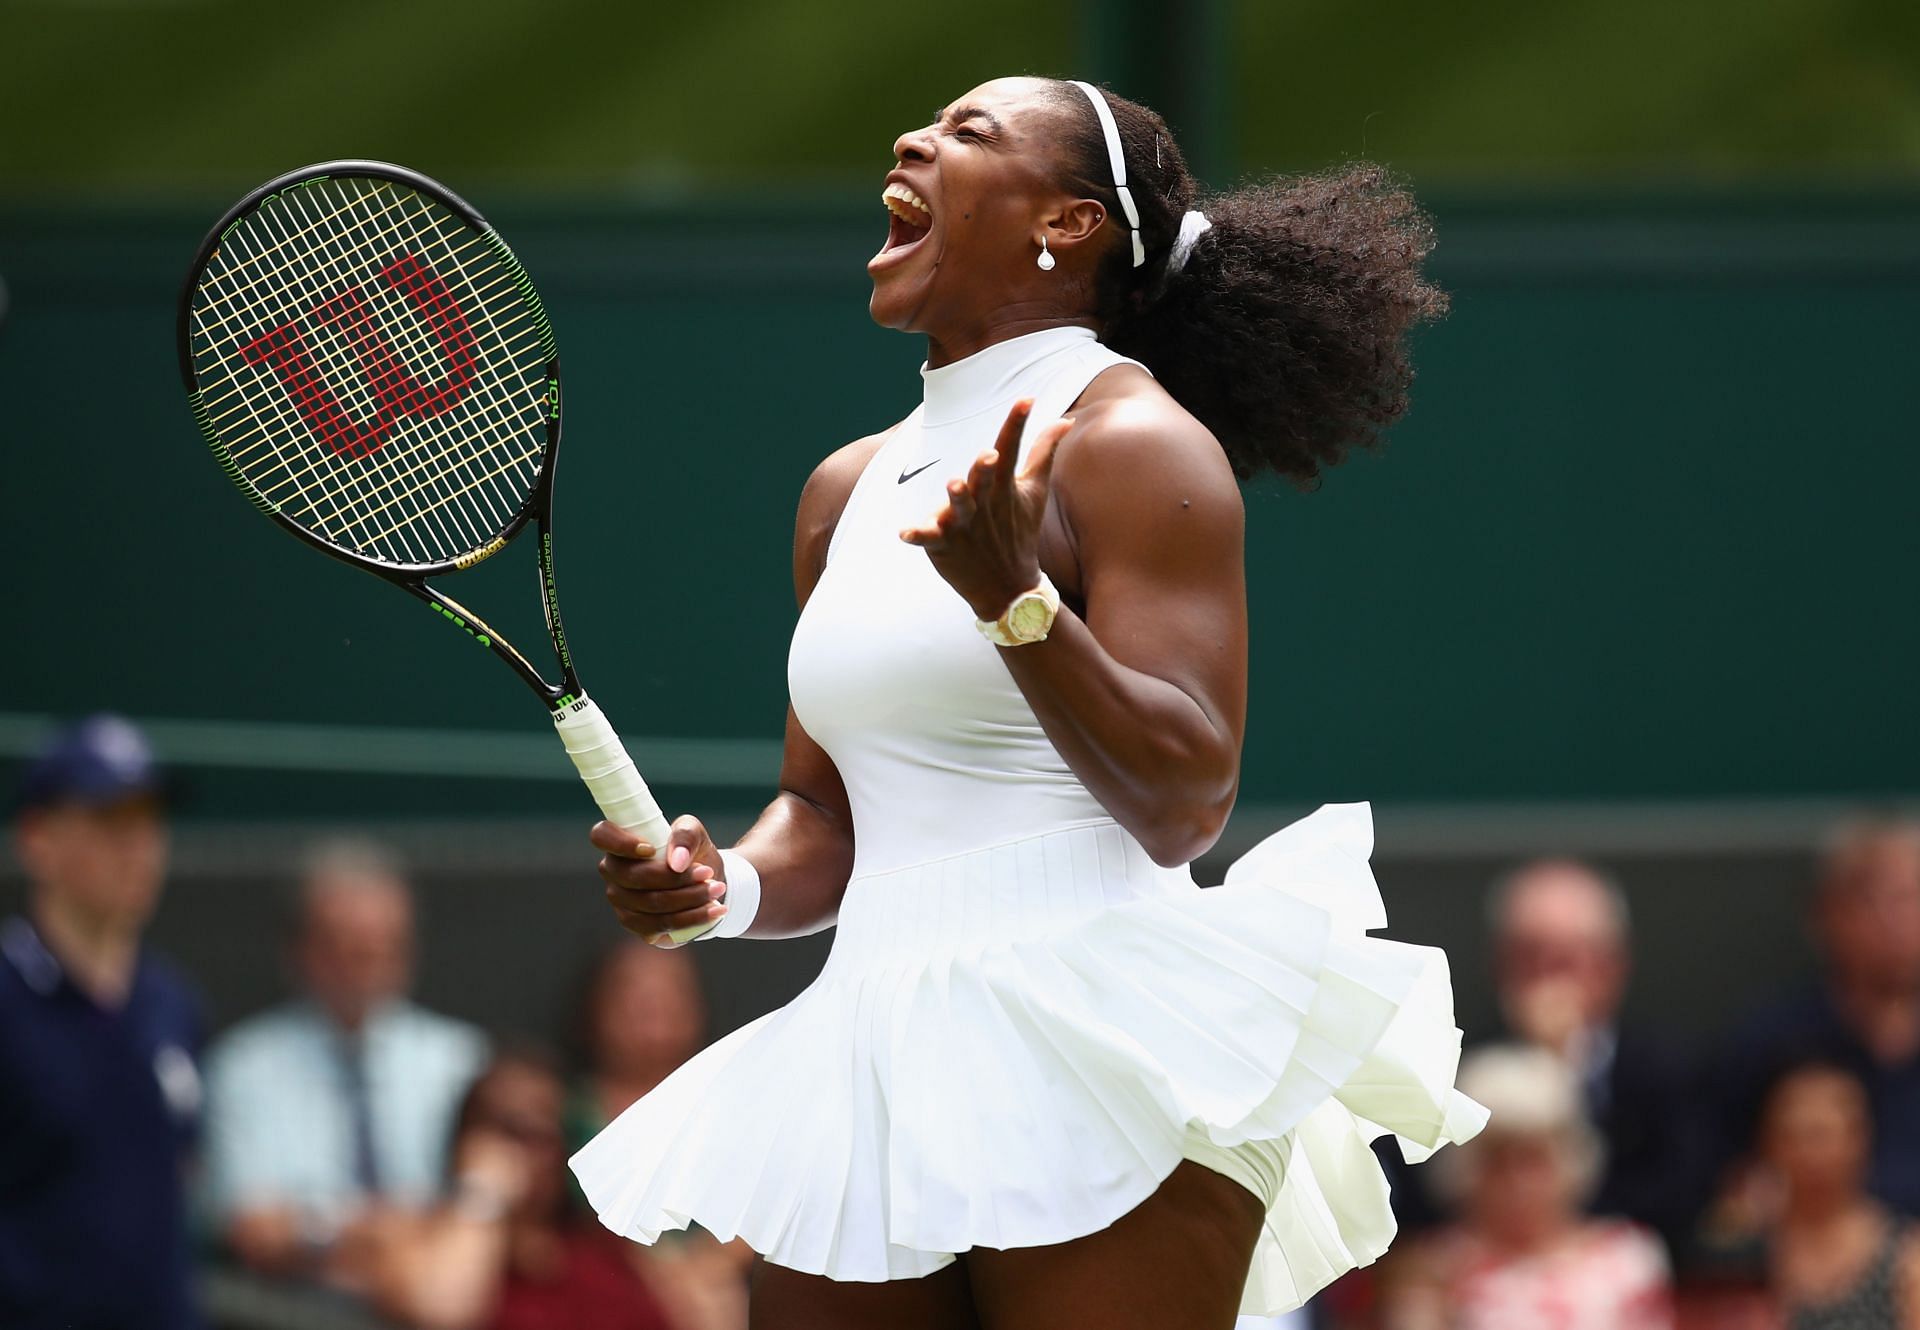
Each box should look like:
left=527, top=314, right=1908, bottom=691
left=1168, top=210, right=1212, bottom=274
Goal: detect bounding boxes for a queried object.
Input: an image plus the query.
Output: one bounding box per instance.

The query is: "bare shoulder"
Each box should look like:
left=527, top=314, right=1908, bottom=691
left=800, top=429, right=891, bottom=518
left=794, top=425, right=895, bottom=601
left=1053, top=364, right=1243, bottom=543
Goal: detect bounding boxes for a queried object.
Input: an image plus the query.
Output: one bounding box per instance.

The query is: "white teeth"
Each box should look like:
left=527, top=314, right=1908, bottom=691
left=882, top=182, right=933, bottom=223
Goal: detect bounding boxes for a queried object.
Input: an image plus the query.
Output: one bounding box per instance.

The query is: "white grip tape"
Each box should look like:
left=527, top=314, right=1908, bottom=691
left=553, top=696, right=713, bottom=946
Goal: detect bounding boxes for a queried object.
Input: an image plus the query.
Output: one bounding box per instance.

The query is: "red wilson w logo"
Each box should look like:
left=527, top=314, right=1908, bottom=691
left=240, top=252, right=476, bottom=459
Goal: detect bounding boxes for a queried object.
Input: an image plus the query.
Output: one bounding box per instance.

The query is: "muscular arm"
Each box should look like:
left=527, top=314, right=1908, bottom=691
left=725, top=711, right=854, bottom=937
left=1021, top=395, right=1246, bottom=864
left=908, top=378, right=1246, bottom=866
left=594, top=433, right=881, bottom=941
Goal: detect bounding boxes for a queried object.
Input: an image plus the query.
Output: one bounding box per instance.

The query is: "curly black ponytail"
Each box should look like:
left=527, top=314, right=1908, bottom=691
left=1048, top=82, right=1448, bottom=485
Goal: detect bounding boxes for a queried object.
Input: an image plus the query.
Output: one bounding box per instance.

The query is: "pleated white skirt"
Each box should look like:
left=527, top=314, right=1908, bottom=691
left=571, top=804, right=1487, bottom=1317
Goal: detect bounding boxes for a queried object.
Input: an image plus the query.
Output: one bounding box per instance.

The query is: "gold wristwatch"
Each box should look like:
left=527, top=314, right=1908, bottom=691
left=975, top=573, right=1061, bottom=647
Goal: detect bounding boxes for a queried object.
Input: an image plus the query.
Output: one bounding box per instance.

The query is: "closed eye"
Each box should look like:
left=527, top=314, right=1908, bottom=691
left=933, top=103, right=1004, bottom=141
left=947, top=119, right=1000, bottom=146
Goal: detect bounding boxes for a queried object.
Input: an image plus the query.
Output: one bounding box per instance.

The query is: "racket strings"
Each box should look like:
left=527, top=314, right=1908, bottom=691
left=190, top=183, right=474, bottom=549
left=193, top=192, right=536, bottom=564
left=197, top=190, right=485, bottom=559
left=261, top=182, right=543, bottom=535
left=188, top=175, right=553, bottom=565
left=192, top=208, right=372, bottom=546
left=208, top=256, right=539, bottom=562
left=199, top=180, right=540, bottom=560
left=261, top=185, right=539, bottom=551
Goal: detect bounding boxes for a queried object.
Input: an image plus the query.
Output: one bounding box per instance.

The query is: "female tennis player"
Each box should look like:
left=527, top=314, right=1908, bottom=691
left=573, top=77, right=1486, bottom=1328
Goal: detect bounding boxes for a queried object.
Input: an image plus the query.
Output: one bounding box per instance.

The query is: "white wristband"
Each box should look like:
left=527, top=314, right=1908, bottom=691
left=704, top=849, right=762, bottom=940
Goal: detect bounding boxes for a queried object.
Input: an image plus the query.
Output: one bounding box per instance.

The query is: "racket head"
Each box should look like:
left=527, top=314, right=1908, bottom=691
left=178, top=161, right=561, bottom=578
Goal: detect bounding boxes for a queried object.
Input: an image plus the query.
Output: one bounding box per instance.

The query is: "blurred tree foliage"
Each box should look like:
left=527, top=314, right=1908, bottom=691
left=0, top=0, right=1914, bottom=196
left=1238, top=0, right=1920, bottom=182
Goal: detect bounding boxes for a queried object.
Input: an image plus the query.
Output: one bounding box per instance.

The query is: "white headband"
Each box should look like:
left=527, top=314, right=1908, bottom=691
left=1070, top=80, right=1146, bottom=268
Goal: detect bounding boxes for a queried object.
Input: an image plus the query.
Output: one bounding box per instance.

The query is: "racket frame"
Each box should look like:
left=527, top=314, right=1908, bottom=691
left=176, top=160, right=584, bottom=713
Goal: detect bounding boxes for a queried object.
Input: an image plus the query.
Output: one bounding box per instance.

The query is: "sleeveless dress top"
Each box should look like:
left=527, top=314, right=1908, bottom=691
left=1787, top=1221, right=1911, bottom=1330
left=570, top=326, right=1487, bottom=1317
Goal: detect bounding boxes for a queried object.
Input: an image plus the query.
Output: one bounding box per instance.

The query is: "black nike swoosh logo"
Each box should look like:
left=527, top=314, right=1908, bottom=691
left=897, top=459, right=941, bottom=485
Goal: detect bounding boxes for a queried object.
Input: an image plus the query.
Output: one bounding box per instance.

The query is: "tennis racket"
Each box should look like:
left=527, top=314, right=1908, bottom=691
left=177, top=160, right=708, bottom=944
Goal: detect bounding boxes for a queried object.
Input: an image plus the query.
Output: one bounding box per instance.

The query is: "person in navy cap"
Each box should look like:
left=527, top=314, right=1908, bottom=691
left=0, top=714, right=205, bottom=1329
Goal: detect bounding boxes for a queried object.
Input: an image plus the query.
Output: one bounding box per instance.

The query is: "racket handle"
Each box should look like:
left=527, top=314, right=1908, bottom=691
left=553, top=695, right=714, bottom=946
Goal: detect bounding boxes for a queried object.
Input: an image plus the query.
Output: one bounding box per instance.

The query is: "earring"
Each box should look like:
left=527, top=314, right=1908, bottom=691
left=1036, top=236, right=1056, bottom=272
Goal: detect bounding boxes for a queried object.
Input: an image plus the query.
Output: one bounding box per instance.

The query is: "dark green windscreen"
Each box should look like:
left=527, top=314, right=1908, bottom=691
left=0, top=193, right=1914, bottom=820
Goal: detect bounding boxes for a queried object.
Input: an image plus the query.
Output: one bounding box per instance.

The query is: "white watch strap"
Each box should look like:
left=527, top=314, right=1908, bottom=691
left=705, top=848, right=762, bottom=940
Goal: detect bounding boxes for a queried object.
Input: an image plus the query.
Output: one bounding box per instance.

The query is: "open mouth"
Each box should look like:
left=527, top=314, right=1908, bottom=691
left=873, top=181, right=934, bottom=268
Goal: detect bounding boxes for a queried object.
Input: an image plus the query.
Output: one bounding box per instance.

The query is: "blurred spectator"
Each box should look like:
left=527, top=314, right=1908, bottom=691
left=1489, top=858, right=1705, bottom=1250
left=1762, top=1063, right=1920, bottom=1328
left=0, top=715, right=204, bottom=1328
left=1384, top=1044, right=1673, bottom=1330
left=201, top=837, right=486, bottom=1286
left=1701, top=1061, right=1920, bottom=1329
left=1374, top=858, right=1704, bottom=1255
left=566, top=938, right=707, bottom=1152
left=564, top=939, right=751, bottom=1330
left=1719, top=821, right=1920, bottom=1216
left=363, top=1049, right=693, bottom=1330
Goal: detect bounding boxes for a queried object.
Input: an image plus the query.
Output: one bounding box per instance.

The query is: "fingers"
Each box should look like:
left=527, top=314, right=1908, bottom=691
left=614, top=899, right=728, bottom=946
left=589, top=819, right=655, bottom=860
left=964, top=447, right=1000, bottom=507
left=592, top=813, right=726, bottom=945
left=596, top=834, right=712, bottom=891
left=609, top=881, right=724, bottom=920
left=665, top=813, right=708, bottom=874
left=900, top=400, right=1062, bottom=551
left=960, top=411, right=1018, bottom=513
left=598, top=851, right=717, bottom=897
left=943, top=477, right=977, bottom=527
left=1020, top=416, right=1074, bottom=487
left=991, top=398, right=1031, bottom=495
left=990, top=398, right=1032, bottom=470
left=604, top=869, right=728, bottom=944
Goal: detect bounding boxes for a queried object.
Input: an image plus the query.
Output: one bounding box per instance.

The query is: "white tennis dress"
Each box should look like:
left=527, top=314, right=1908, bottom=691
left=571, top=326, right=1487, bottom=1316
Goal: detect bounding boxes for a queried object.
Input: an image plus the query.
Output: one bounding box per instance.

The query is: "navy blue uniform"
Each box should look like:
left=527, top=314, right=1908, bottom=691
left=0, top=917, right=205, bottom=1329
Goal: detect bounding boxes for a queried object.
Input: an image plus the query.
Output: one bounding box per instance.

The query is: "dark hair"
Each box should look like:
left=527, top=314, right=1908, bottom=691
left=1758, top=1056, right=1872, bottom=1127
left=451, top=1044, right=563, bottom=1142
left=1047, top=81, right=1448, bottom=485
left=562, top=936, right=706, bottom=1076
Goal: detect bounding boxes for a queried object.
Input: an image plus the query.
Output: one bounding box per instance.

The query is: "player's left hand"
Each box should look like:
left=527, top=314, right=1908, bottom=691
left=900, top=398, right=1073, bottom=621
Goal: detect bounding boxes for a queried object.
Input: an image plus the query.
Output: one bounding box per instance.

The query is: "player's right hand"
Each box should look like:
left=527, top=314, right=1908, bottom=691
left=592, top=814, right=729, bottom=948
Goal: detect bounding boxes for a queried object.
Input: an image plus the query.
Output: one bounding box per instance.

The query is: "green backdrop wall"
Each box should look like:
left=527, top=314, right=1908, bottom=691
left=6, top=0, right=1918, bottom=192
left=2, top=190, right=1916, bottom=823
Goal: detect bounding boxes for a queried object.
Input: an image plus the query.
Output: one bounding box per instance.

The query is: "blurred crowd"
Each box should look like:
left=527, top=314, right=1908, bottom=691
left=4, top=714, right=1919, bottom=1329
left=2, top=716, right=746, bottom=1330
left=1336, top=839, right=1920, bottom=1330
